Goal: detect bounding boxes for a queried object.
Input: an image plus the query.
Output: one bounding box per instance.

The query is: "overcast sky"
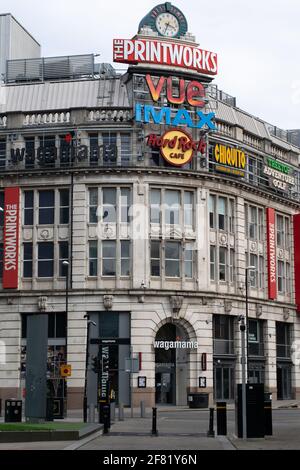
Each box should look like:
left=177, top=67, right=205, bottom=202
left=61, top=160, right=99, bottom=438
left=2, top=0, right=300, bottom=129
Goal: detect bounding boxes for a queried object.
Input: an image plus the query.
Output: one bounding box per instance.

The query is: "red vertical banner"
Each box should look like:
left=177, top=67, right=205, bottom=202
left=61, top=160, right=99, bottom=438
left=266, top=208, right=277, bottom=300
left=3, top=187, right=20, bottom=289
left=293, top=214, right=300, bottom=313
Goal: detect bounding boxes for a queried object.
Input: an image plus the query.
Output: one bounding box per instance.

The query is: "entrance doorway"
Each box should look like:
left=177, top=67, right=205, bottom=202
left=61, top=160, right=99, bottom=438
left=155, top=323, right=190, bottom=405
left=277, top=364, right=292, bottom=400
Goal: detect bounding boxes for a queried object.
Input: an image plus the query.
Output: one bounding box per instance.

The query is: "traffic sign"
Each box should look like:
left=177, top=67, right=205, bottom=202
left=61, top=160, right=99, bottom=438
left=60, top=364, right=72, bottom=377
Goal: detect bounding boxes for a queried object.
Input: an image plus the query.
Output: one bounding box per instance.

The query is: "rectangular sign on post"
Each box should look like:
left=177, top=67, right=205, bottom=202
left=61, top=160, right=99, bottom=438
left=3, top=187, right=20, bottom=289
left=266, top=208, right=277, bottom=300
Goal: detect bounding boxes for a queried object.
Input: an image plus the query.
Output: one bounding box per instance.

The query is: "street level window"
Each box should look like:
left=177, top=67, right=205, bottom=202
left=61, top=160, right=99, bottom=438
left=102, top=240, right=116, bottom=276
left=59, top=189, right=70, bottom=224
left=23, top=243, right=33, bottom=278
left=89, top=241, right=98, bottom=276
left=213, top=315, right=235, bottom=355
left=59, top=242, right=69, bottom=277
left=276, top=322, right=291, bottom=358
left=24, top=191, right=34, bottom=226
left=165, top=241, right=180, bottom=277
left=38, top=242, right=54, bottom=277
left=248, top=319, right=264, bottom=356
left=39, top=190, right=55, bottom=225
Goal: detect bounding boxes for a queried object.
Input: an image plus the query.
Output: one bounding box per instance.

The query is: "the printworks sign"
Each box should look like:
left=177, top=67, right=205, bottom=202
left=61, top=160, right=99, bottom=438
left=135, top=74, right=216, bottom=130
left=266, top=207, right=277, bottom=300
left=263, top=157, right=296, bottom=191
left=113, top=39, right=218, bottom=76
left=3, top=187, right=20, bottom=289
left=213, top=144, right=246, bottom=177
left=147, top=129, right=206, bottom=166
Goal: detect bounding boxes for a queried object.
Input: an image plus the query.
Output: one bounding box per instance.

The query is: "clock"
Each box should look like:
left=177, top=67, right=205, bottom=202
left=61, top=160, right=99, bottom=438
left=138, top=2, right=188, bottom=39
left=156, top=12, right=179, bottom=38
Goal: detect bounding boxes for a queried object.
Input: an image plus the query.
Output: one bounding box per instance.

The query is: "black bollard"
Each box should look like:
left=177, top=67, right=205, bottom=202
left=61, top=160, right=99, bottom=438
left=103, top=404, right=110, bottom=435
left=207, top=407, right=215, bottom=437
left=264, top=396, right=273, bottom=436
left=216, top=402, right=227, bottom=435
left=152, top=407, right=158, bottom=436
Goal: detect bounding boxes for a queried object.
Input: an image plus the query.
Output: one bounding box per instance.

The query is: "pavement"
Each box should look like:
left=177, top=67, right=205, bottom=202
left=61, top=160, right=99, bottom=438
left=0, top=402, right=300, bottom=450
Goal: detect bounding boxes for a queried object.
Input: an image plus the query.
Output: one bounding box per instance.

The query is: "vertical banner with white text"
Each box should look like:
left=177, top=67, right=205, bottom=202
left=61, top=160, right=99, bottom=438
left=266, top=207, right=277, bottom=300
left=3, top=187, right=20, bottom=289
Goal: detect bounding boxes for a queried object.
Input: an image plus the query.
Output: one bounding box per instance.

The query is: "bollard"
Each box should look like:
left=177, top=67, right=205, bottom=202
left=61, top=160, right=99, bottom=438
left=110, top=402, right=116, bottom=422
left=118, top=403, right=124, bottom=421
left=88, top=403, right=95, bottom=423
left=264, top=400, right=273, bottom=436
left=216, top=402, right=227, bottom=436
left=103, top=404, right=110, bottom=435
left=151, top=407, right=158, bottom=436
left=140, top=400, right=146, bottom=418
left=207, top=407, right=215, bottom=437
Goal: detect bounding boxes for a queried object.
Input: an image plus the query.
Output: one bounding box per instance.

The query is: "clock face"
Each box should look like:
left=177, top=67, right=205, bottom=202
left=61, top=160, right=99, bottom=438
left=155, top=12, right=180, bottom=37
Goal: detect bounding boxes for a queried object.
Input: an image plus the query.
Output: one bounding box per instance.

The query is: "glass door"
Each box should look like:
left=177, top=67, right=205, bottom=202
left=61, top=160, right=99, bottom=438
left=214, top=363, right=235, bottom=401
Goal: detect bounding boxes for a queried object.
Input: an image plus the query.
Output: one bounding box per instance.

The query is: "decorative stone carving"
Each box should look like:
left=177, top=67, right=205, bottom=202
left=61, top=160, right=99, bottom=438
left=103, top=295, right=113, bottom=310
left=283, top=308, right=290, bottom=320
left=250, top=242, right=257, bottom=252
left=256, top=304, right=262, bottom=317
left=219, top=234, right=227, bottom=245
left=170, top=296, right=184, bottom=316
left=38, top=296, right=48, bottom=312
left=224, top=300, right=232, bottom=313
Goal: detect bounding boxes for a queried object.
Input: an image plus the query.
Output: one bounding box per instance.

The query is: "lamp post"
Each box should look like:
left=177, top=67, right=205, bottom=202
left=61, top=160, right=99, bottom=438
left=83, top=314, right=96, bottom=423
left=239, top=315, right=247, bottom=439
left=245, top=266, right=256, bottom=382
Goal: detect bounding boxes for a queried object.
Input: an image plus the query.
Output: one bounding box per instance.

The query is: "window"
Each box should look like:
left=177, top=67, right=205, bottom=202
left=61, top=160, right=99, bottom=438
left=151, top=241, right=160, bottom=276
left=120, top=133, right=131, bottom=164
left=286, top=262, right=291, bottom=294
left=285, top=218, right=290, bottom=250
left=259, top=256, right=264, bottom=289
left=102, top=240, right=116, bottom=276
left=59, top=242, right=69, bottom=277
left=184, top=192, right=193, bottom=227
left=213, top=315, right=234, bottom=354
left=25, top=138, right=35, bottom=168
left=150, top=189, right=161, bottom=224
left=39, top=190, right=54, bottom=225
left=278, top=260, right=285, bottom=293
left=165, top=241, right=180, bottom=277
left=165, top=190, right=180, bottom=225
left=0, top=243, right=3, bottom=279
left=228, top=200, right=234, bottom=233
left=218, top=197, right=226, bottom=230
left=89, top=134, right=99, bottom=164
left=258, top=208, right=264, bottom=241
left=39, top=136, right=56, bottom=166
left=0, top=140, right=6, bottom=168
left=249, top=254, right=258, bottom=288
left=120, top=189, right=130, bottom=223
left=277, top=215, right=284, bottom=247
left=103, top=188, right=117, bottom=223
left=89, top=188, right=98, bottom=223
left=59, top=189, right=70, bottom=224
left=209, top=195, right=216, bottom=229
left=121, top=241, right=130, bottom=276
left=48, top=313, right=67, bottom=338
left=23, top=243, right=33, bottom=278
left=184, top=243, right=193, bottom=278
left=210, top=246, right=216, bottom=281
left=229, top=249, right=235, bottom=284
left=24, top=191, right=34, bottom=226
left=249, top=206, right=257, bottom=240
left=219, top=247, right=227, bottom=281
left=102, top=133, right=117, bottom=164
left=248, top=320, right=264, bottom=356
left=89, top=241, right=98, bottom=276
left=276, top=322, right=291, bottom=358
left=38, top=242, right=54, bottom=277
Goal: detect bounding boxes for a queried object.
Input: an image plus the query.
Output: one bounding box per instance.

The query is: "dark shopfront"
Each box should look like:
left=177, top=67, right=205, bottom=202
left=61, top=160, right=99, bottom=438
left=87, top=312, right=131, bottom=407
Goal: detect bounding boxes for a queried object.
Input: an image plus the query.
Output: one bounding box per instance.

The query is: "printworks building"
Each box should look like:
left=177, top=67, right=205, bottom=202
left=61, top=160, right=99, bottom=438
left=0, top=3, right=300, bottom=411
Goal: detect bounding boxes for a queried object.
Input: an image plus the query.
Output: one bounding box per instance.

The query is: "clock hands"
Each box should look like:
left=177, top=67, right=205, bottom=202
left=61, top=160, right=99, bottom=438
left=164, top=22, right=176, bottom=35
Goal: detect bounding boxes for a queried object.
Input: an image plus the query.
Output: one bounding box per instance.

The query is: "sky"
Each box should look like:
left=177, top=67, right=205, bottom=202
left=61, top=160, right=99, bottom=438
left=2, top=0, right=300, bottom=130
